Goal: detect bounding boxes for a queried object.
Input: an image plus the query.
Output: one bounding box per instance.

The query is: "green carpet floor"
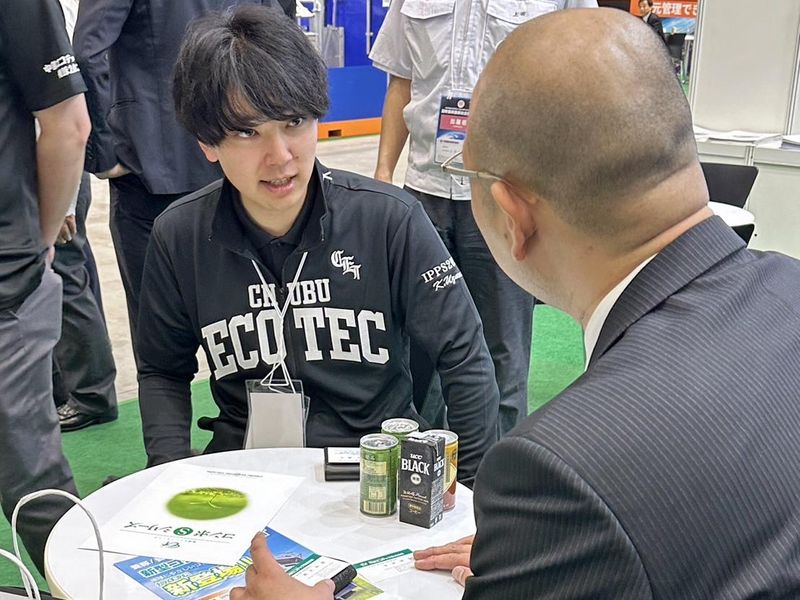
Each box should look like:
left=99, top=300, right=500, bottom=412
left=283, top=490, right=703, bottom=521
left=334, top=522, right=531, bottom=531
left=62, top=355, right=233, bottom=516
left=0, top=304, right=584, bottom=590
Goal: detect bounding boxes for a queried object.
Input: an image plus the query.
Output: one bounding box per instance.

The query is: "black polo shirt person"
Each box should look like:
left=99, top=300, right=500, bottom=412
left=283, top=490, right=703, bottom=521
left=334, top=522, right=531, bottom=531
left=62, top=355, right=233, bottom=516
left=137, top=6, right=500, bottom=485
left=0, top=0, right=90, bottom=574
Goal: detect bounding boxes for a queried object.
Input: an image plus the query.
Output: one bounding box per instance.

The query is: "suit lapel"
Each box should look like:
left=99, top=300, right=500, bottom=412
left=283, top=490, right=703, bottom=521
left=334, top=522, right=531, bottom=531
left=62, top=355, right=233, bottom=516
left=588, top=216, right=745, bottom=367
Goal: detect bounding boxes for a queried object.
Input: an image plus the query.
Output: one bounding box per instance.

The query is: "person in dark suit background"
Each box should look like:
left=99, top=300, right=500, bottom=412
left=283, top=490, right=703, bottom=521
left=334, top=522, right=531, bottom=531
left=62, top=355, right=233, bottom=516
left=71, top=0, right=293, bottom=384
left=228, top=7, right=800, bottom=600
left=639, top=0, right=665, bottom=41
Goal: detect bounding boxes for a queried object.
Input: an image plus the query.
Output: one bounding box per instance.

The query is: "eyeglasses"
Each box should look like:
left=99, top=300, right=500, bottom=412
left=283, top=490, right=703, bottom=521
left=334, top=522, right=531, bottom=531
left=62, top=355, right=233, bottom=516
left=441, top=151, right=503, bottom=183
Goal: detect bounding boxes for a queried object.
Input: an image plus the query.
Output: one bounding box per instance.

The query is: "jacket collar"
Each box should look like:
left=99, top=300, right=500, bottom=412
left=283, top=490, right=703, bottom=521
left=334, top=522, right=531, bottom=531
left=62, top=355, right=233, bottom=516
left=209, top=160, right=331, bottom=258
left=588, top=216, right=746, bottom=367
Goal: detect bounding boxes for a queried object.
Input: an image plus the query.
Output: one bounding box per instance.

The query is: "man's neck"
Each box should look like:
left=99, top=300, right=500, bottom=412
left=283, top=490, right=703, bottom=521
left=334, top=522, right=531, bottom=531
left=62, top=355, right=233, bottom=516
left=574, top=206, right=714, bottom=328
left=250, top=206, right=302, bottom=237
left=242, top=188, right=310, bottom=237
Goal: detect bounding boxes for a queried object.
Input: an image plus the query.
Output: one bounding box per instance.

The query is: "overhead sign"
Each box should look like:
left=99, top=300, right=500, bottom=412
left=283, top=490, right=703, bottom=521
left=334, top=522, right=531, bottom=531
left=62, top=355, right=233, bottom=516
left=629, top=0, right=698, bottom=19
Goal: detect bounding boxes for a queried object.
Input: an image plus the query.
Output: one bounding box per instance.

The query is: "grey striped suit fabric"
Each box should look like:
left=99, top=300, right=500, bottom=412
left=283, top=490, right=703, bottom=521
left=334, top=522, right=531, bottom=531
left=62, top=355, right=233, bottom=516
left=465, top=217, right=800, bottom=599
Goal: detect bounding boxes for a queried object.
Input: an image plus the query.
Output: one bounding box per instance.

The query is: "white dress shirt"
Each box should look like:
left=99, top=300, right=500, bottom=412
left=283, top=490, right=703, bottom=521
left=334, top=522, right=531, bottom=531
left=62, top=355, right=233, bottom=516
left=583, top=255, right=656, bottom=367
left=370, top=0, right=597, bottom=200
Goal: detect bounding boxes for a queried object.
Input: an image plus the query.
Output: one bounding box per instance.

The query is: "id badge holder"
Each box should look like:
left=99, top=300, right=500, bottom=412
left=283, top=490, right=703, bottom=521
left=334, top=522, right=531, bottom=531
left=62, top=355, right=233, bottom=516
left=244, top=379, right=309, bottom=449
left=433, top=95, right=471, bottom=166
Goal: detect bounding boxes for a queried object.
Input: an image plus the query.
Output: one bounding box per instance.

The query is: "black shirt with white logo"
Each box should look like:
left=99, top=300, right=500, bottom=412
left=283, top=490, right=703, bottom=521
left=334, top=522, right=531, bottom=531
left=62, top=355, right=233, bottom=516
left=137, top=163, right=500, bottom=485
left=0, top=0, right=86, bottom=309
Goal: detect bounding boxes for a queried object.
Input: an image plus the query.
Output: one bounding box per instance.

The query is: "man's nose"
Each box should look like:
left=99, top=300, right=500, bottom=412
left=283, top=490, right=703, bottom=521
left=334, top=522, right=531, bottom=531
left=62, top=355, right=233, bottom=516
left=261, top=132, right=293, bottom=166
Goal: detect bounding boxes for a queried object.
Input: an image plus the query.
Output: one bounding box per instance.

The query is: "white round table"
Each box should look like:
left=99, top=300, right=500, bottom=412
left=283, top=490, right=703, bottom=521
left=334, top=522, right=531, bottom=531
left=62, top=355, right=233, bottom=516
left=709, top=201, right=755, bottom=228
left=45, top=448, right=474, bottom=599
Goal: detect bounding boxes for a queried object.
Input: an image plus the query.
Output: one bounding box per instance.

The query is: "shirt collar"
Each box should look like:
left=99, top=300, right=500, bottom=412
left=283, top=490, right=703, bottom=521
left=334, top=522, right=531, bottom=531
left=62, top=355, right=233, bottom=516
left=211, top=160, right=328, bottom=255
left=583, top=254, right=657, bottom=368
left=232, top=175, right=318, bottom=250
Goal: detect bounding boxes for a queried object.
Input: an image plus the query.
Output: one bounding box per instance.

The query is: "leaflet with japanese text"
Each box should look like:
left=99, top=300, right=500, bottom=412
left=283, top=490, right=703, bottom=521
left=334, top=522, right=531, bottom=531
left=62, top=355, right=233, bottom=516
left=86, top=464, right=302, bottom=565
left=116, top=528, right=384, bottom=600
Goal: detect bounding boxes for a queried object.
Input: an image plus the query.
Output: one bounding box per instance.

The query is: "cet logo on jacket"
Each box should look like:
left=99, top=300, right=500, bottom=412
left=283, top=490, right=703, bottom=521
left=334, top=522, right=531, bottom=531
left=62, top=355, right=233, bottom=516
left=331, top=250, right=361, bottom=280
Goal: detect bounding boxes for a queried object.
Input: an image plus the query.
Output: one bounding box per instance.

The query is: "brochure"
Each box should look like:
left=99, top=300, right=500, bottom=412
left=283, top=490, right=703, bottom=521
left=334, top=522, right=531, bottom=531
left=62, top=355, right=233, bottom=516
left=288, top=554, right=383, bottom=599
left=88, top=464, right=303, bottom=565
left=115, top=527, right=312, bottom=600
left=116, top=528, right=384, bottom=600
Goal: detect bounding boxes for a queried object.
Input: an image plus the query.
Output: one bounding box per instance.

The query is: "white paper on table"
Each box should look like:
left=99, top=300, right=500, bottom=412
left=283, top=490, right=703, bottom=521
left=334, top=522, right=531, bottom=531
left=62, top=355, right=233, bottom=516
left=290, top=554, right=350, bottom=585
left=82, top=464, right=303, bottom=565
left=353, top=549, right=415, bottom=583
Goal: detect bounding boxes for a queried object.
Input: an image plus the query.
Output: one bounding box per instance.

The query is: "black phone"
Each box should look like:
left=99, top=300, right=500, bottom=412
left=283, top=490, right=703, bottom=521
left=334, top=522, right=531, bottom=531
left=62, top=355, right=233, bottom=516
left=331, top=563, right=358, bottom=595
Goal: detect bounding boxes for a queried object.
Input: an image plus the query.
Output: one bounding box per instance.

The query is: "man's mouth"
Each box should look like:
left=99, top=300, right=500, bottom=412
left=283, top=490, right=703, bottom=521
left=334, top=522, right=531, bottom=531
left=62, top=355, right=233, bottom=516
left=261, top=175, right=296, bottom=192
left=265, top=176, right=294, bottom=186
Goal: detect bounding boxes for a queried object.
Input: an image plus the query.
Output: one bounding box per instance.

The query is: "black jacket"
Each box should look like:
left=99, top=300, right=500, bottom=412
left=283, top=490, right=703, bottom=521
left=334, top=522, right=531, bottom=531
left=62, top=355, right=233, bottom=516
left=467, top=219, right=800, bottom=598
left=72, top=0, right=286, bottom=194
left=137, top=163, right=500, bottom=484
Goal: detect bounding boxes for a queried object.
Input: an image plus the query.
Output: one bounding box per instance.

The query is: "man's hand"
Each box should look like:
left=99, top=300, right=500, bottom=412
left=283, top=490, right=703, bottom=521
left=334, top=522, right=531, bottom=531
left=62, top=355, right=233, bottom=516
left=414, top=534, right=474, bottom=587
left=95, top=163, right=130, bottom=179
left=56, top=215, right=77, bottom=245
left=229, top=533, right=336, bottom=600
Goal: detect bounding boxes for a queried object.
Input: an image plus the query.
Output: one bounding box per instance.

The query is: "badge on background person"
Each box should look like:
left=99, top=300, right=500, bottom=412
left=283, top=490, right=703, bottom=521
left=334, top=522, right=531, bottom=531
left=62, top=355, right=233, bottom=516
left=434, top=95, right=470, bottom=167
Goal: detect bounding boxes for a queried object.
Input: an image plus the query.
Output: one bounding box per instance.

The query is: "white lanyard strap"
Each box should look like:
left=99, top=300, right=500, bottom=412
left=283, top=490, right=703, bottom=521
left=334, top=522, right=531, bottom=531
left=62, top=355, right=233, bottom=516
left=251, top=251, right=308, bottom=393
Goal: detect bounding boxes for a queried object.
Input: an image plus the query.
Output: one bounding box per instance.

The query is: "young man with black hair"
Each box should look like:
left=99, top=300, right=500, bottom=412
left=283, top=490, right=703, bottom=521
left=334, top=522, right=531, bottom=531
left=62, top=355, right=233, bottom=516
left=136, top=5, right=499, bottom=485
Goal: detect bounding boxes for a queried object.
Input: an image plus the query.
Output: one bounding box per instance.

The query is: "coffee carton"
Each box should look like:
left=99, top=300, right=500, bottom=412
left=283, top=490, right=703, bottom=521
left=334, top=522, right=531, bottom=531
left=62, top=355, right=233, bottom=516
left=398, top=433, right=445, bottom=528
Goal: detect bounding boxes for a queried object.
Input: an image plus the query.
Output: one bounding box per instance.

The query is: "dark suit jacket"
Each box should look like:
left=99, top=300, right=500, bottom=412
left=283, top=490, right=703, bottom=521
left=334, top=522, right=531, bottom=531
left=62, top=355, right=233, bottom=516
left=644, top=12, right=665, bottom=41
left=72, top=0, right=287, bottom=195
left=466, top=217, right=800, bottom=599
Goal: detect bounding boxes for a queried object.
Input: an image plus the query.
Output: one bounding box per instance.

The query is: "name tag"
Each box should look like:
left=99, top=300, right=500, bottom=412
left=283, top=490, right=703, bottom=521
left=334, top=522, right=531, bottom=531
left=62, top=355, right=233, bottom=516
left=434, top=95, right=470, bottom=165
left=244, top=379, right=308, bottom=448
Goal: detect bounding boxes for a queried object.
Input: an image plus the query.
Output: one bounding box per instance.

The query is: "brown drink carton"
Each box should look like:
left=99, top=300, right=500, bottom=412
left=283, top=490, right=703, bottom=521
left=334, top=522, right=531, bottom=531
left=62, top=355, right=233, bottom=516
left=398, top=433, right=445, bottom=529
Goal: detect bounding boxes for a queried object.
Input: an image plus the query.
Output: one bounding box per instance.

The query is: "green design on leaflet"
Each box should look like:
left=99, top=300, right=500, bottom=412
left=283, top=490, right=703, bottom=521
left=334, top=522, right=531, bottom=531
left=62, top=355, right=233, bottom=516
left=166, top=487, right=248, bottom=520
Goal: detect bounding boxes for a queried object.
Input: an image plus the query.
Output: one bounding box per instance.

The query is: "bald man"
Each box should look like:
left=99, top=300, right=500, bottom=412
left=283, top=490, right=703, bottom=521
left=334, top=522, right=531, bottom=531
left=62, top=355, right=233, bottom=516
left=230, top=8, right=800, bottom=600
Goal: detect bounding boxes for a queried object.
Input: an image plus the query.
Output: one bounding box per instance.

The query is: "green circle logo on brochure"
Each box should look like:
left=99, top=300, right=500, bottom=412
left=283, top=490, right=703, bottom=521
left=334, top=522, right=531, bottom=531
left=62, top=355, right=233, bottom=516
left=166, top=487, right=249, bottom=520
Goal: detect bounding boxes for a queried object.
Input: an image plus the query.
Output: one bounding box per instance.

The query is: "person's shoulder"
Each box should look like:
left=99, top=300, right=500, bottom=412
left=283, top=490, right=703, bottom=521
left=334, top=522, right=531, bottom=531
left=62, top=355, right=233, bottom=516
left=153, top=178, right=224, bottom=232
left=322, top=166, right=418, bottom=212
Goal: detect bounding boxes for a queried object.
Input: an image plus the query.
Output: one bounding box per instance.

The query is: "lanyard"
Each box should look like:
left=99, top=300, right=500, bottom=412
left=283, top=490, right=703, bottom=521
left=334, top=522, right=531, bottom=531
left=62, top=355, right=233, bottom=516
left=250, top=251, right=308, bottom=393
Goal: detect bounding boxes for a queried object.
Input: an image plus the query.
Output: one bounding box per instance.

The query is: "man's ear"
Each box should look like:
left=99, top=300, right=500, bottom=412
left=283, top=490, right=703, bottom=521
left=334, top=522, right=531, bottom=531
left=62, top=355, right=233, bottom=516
left=490, top=180, right=537, bottom=262
left=199, top=141, right=219, bottom=163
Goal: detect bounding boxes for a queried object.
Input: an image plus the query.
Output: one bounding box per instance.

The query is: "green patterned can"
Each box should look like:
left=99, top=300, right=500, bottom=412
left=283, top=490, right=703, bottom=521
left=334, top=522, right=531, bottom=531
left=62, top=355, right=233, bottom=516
left=360, top=433, right=398, bottom=516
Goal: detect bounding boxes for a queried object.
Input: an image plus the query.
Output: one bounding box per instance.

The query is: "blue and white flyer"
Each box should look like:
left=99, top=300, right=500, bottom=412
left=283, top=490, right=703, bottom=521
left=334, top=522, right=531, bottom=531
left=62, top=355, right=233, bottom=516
left=115, top=527, right=312, bottom=600
left=86, top=464, right=303, bottom=565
